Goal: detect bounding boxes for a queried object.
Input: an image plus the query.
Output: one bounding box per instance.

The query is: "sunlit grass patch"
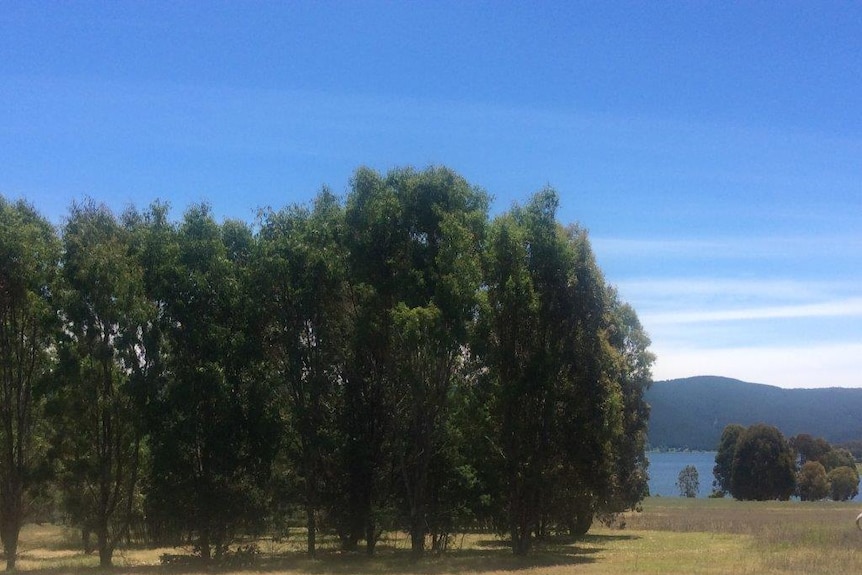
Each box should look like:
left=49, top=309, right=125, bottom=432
left=588, top=528, right=758, bottom=575
left=624, top=497, right=862, bottom=574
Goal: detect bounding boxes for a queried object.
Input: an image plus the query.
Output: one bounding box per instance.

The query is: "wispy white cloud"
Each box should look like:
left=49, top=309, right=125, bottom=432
left=592, top=236, right=862, bottom=260
left=603, top=268, right=862, bottom=387
left=641, top=297, right=862, bottom=325
left=616, top=278, right=856, bottom=302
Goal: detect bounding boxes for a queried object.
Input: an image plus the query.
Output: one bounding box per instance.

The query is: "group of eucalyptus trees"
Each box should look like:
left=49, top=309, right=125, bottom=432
left=0, top=166, right=653, bottom=568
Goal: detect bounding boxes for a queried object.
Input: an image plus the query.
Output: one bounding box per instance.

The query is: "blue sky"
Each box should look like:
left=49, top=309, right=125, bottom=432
left=2, top=1, right=861, bottom=388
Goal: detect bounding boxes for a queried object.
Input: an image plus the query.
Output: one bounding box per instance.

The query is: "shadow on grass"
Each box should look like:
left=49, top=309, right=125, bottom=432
left=9, top=532, right=642, bottom=574
left=234, top=542, right=602, bottom=575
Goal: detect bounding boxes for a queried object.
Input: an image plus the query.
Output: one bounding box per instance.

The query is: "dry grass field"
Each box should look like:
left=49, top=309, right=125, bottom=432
left=6, top=497, right=862, bottom=574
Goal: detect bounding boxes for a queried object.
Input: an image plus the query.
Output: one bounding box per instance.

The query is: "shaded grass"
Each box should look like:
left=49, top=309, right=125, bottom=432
left=5, top=498, right=862, bottom=574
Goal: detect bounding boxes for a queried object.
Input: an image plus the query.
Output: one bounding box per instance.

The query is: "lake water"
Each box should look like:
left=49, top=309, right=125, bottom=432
left=647, top=451, right=718, bottom=497
left=646, top=450, right=862, bottom=501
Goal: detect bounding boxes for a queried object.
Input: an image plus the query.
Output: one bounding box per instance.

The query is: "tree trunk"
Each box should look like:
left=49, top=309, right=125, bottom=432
left=306, top=505, right=316, bottom=557
left=364, top=521, right=376, bottom=556
left=198, top=529, right=212, bottom=563
left=410, top=522, right=425, bottom=561
left=1, top=514, right=20, bottom=571
left=409, top=496, right=425, bottom=561
left=0, top=472, right=23, bottom=571
left=81, top=527, right=93, bottom=554
left=510, top=506, right=532, bottom=556
left=97, top=522, right=113, bottom=568
left=511, top=525, right=531, bottom=555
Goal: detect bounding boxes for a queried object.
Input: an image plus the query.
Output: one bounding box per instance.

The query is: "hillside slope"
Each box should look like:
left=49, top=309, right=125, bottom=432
left=645, top=376, right=862, bottom=450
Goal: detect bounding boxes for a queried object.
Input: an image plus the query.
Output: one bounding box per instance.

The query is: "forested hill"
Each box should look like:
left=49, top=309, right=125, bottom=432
left=646, top=376, right=862, bottom=450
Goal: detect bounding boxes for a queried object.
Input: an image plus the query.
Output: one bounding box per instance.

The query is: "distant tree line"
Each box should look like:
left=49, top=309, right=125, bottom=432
left=0, top=166, right=654, bottom=569
left=645, top=377, right=862, bottom=452
left=713, top=424, right=859, bottom=501
left=834, top=439, right=862, bottom=461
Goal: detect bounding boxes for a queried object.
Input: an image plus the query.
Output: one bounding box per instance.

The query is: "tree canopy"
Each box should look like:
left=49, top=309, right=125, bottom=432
left=717, top=427, right=861, bottom=503
left=731, top=424, right=796, bottom=501
left=796, top=461, right=829, bottom=501
left=0, top=166, right=654, bottom=563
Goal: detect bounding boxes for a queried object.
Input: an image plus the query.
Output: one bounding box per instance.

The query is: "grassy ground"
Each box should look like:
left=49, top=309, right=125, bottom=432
left=6, top=497, right=862, bottom=574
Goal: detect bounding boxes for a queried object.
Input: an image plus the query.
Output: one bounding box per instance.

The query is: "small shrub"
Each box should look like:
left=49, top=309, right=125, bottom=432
left=159, top=553, right=203, bottom=566
left=222, top=543, right=260, bottom=567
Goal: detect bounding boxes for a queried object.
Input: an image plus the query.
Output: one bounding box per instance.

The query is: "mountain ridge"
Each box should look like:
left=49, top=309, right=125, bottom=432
left=645, top=375, right=862, bottom=451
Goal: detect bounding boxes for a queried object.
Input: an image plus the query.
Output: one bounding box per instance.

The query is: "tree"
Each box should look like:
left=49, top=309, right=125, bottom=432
left=385, top=167, right=488, bottom=559
left=601, top=294, right=654, bottom=515
left=0, top=198, right=60, bottom=571
left=796, top=461, right=829, bottom=501
left=477, top=190, right=636, bottom=554
left=2, top=169, right=654, bottom=561
left=786, top=436, right=858, bottom=501
left=336, top=167, right=407, bottom=554
left=120, top=202, right=177, bottom=544
left=337, top=166, right=489, bottom=557
left=818, top=448, right=856, bottom=473
left=676, top=465, right=699, bottom=498
left=827, top=466, right=859, bottom=501
left=534, top=227, right=649, bottom=538
left=730, top=424, right=796, bottom=501
left=790, top=434, right=831, bottom=465
left=713, top=424, right=744, bottom=496
left=256, top=189, right=347, bottom=557
left=479, top=200, right=554, bottom=555
left=52, top=201, right=150, bottom=567
left=144, top=206, right=278, bottom=562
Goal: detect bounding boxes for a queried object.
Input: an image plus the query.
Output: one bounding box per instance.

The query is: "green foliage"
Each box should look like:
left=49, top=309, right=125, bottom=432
left=0, top=196, right=60, bottom=570
left=729, top=424, right=796, bottom=501
left=785, top=434, right=859, bottom=502
left=52, top=200, right=150, bottom=568
left=826, top=466, right=859, bottom=501
left=475, top=189, right=651, bottom=554
left=603, top=294, right=654, bottom=512
left=726, top=433, right=862, bottom=503
left=1, top=166, right=653, bottom=561
left=256, top=189, right=347, bottom=557
left=790, top=433, right=831, bottom=465
left=818, top=447, right=856, bottom=473
left=835, top=439, right=862, bottom=460
left=712, top=424, right=744, bottom=496
left=796, top=461, right=829, bottom=501
left=143, top=205, right=279, bottom=561
left=338, top=166, right=491, bottom=557
left=676, top=465, right=699, bottom=498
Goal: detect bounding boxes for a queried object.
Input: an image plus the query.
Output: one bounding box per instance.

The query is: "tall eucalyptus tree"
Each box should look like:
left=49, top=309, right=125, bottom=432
left=256, top=189, right=347, bottom=557
left=54, top=201, right=151, bottom=567
left=338, top=168, right=404, bottom=554
left=0, top=198, right=60, bottom=571
left=478, top=190, right=641, bottom=554
left=385, top=167, right=488, bottom=558
left=602, top=293, right=654, bottom=517
left=339, top=167, right=489, bottom=557
left=144, top=206, right=278, bottom=562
